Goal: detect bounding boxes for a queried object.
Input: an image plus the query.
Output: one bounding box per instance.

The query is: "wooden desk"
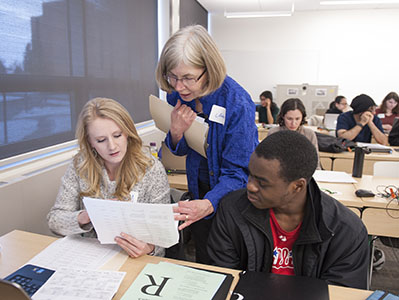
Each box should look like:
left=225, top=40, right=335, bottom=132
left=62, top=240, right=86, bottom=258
left=320, top=149, right=399, bottom=175
left=0, top=230, right=373, bottom=300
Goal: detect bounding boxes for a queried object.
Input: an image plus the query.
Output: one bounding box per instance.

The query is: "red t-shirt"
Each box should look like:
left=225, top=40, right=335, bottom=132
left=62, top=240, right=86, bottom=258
left=375, top=108, right=398, bottom=126
left=269, top=208, right=302, bottom=275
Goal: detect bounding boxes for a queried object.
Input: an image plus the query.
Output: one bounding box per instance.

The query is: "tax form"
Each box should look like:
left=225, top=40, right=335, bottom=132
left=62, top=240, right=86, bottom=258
left=83, top=197, right=179, bottom=248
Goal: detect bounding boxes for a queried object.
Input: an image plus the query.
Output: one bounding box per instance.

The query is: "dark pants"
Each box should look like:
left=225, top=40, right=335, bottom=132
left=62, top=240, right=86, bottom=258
left=191, top=180, right=213, bottom=264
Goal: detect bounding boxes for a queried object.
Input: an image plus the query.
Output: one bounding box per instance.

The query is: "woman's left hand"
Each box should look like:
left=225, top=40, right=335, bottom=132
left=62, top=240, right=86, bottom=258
left=173, top=199, right=214, bottom=230
left=115, top=233, right=155, bottom=258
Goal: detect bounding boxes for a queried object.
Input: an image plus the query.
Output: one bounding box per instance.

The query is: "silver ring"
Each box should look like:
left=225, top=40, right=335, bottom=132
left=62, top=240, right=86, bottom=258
left=185, top=215, right=189, bottom=220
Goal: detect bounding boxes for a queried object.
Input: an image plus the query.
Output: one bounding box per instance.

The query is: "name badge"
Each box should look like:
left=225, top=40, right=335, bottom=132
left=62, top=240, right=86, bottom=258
left=377, top=113, right=385, bottom=119
left=209, top=105, right=226, bottom=125
left=130, top=191, right=138, bottom=203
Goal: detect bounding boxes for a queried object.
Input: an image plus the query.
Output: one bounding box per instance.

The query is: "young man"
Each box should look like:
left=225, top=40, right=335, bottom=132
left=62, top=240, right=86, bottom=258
left=208, top=130, right=369, bottom=289
left=336, top=94, right=387, bottom=145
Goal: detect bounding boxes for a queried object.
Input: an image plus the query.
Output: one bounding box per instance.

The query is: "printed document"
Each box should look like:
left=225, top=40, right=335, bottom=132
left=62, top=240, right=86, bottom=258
left=32, top=267, right=125, bottom=300
left=121, top=262, right=226, bottom=300
left=83, top=197, right=179, bottom=248
left=28, top=235, right=124, bottom=271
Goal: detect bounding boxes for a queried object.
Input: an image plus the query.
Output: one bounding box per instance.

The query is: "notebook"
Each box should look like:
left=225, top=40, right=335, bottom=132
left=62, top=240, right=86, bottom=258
left=3, top=264, right=55, bottom=297
left=161, top=141, right=186, bottom=173
left=231, top=271, right=329, bottom=300
left=324, top=113, right=339, bottom=130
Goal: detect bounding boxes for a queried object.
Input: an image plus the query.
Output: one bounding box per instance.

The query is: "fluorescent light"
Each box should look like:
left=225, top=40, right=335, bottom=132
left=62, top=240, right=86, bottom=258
left=225, top=3, right=294, bottom=18
left=224, top=11, right=292, bottom=18
left=321, top=0, right=399, bottom=5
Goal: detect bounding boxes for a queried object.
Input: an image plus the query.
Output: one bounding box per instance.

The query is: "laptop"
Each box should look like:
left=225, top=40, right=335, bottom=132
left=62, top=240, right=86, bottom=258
left=324, top=113, right=339, bottom=130
left=161, top=141, right=186, bottom=174
left=2, top=264, right=55, bottom=298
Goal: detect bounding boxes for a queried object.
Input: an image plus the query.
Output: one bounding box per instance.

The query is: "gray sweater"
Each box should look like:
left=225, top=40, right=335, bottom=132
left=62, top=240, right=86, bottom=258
left=47, top=155, right=170, bottom=256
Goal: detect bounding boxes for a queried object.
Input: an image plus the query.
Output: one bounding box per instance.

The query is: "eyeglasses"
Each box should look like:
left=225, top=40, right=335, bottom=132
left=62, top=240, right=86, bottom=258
left=164, top=69, right=207, bottom=87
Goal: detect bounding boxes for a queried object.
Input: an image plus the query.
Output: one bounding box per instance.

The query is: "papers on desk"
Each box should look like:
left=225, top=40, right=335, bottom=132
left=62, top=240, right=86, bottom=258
left=121, top=262, right=233, bottom=300
left=314, top=170, right=357, bottom=183
left=32, top=267, right=125, bottom=300
left=28, top=235, right=124, bottom=271
left=28, top=236, right=127, bottom=300
left=83, top=197, right=179, bottom=248
left=357, top=142, right=393, bottom=153
left=149, top=95, right=209, bottom=158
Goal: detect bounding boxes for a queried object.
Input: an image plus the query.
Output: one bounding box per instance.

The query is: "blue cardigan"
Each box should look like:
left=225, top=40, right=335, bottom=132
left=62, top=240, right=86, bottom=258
left=164, top=76, right=258, bottom=216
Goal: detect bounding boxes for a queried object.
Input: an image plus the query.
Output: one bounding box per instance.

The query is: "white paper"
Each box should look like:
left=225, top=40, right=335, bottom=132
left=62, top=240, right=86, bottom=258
left=149, top=94, right=209, bottom=158
left=313, top=170, right=357, bottom=183
left=32, top=267, right=125, bottom=300
left=83, top=197, right=179, bottom=248
left=28, top=235, right=123, bottom=271
left=357, top=142, right=392, bottom=151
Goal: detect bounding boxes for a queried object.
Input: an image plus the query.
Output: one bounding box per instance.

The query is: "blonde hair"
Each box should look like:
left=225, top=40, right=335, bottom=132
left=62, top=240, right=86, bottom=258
left=74, top=97, right=152, bottom=200
left=155, top=25, right=226, bottom=97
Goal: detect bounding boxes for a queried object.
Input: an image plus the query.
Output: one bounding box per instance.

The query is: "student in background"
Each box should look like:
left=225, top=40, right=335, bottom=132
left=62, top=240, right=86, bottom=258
left=47, top=98, right=170, bottom=257
left=325, top=95, right=348, bottom=114
left=336, top=94, right=387, bottom=145
left=155, top=25, right=258, bottom=264
left=257, top=90, right=280, bottom=124
left=375, top=91, right=399, bottom=133
left=267, top=98, right=320, bottom=168
left=208, top=131, right=369, bottom=289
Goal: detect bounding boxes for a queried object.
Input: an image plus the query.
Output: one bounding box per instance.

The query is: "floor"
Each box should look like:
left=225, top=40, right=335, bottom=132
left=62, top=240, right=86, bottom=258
left=369, top=239, right=399, bottom=295
left=182, top=234, right=399, bottom=296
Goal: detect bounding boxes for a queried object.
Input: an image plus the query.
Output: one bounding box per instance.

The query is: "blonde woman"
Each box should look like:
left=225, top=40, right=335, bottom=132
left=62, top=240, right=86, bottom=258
left=156, top=25, right=258, bottom=263
left=48, top=98, right=170, bottom=257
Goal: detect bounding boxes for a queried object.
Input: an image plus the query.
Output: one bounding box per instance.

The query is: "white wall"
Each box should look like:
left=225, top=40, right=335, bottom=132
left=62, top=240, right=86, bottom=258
left=209, top=9, right=399, bottom=106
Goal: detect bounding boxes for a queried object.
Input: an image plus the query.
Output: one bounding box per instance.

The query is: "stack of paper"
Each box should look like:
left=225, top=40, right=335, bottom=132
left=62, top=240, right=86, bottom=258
left=27, top=235, right=127, bottom=300
left=313, top=170, right=357, bottom=183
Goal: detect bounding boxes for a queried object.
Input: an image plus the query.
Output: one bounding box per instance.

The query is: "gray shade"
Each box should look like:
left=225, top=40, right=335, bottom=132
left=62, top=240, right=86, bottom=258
left=0, top=0, right=158, bottom=159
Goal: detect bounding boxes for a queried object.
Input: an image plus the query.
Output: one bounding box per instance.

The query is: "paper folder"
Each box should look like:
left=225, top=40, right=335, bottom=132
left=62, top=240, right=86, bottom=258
left=149, top=95, right=209, bottom=158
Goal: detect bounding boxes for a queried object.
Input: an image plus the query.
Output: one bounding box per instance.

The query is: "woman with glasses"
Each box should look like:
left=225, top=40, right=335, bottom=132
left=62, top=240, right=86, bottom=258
left=326, top=95, right=348, bottom=115
left=156, top=25, right=258, bottom=264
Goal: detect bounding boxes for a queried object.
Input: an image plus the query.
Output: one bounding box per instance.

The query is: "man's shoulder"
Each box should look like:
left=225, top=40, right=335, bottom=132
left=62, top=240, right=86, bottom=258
left=219, top=188, right=249, bottom=212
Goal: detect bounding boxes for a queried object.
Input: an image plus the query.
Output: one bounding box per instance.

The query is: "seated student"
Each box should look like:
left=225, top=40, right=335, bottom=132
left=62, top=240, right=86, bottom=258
left=256, top=91, right=280, bottom=124
left=336, top=94, right=388, bottom=145
left=325, top=95, right=348, bottom=114
left=208, top=131, right=369, bottom=289
left=47, top=98, right=170, bottom=257
left=375, top=91, right=399, bottom=133
left=267, top=98, right=320, bottom=168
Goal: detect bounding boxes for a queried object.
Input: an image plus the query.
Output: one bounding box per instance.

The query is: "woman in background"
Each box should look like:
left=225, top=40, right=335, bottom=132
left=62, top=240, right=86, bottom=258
left=375, top=92, right=399, bottom=133
left=268, top=98, right=320, bottom=168
left=155, top=25, right=258, bottom=264
left=326, top=95, right=348, bottom=114
left=257, top=90, right=280, bottom=124
left=48, top=98, right=170, bottom=257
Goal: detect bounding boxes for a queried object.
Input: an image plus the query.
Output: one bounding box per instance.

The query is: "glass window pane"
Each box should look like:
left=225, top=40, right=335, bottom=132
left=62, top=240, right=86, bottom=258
left=5, top=92, right=71, bottom=144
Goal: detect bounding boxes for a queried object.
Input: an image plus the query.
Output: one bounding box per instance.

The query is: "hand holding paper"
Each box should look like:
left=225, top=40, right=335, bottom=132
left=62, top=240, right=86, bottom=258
left=83, top=197, right=179, bottom=248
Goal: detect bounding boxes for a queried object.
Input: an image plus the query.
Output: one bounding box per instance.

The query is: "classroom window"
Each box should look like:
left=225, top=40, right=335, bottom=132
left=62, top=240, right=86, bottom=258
left=0, top=0, right=158, bottom=159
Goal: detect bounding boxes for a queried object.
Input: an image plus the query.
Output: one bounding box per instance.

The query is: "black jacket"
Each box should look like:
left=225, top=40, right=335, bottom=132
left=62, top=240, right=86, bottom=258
left=208, top=179, right=369, bottom=289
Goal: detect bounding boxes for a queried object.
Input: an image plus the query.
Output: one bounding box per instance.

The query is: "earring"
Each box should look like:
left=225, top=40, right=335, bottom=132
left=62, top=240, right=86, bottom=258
left=92, top=148, right=98, bottom=158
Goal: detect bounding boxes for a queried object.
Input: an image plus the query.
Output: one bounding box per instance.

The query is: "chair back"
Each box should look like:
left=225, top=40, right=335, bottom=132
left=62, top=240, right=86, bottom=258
left=373, top=161, right=399, bottom=178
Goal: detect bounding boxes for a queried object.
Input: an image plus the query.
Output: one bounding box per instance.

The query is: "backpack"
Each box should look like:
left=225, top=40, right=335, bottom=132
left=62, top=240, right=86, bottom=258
left=316, top=132, right=356, bottom=153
